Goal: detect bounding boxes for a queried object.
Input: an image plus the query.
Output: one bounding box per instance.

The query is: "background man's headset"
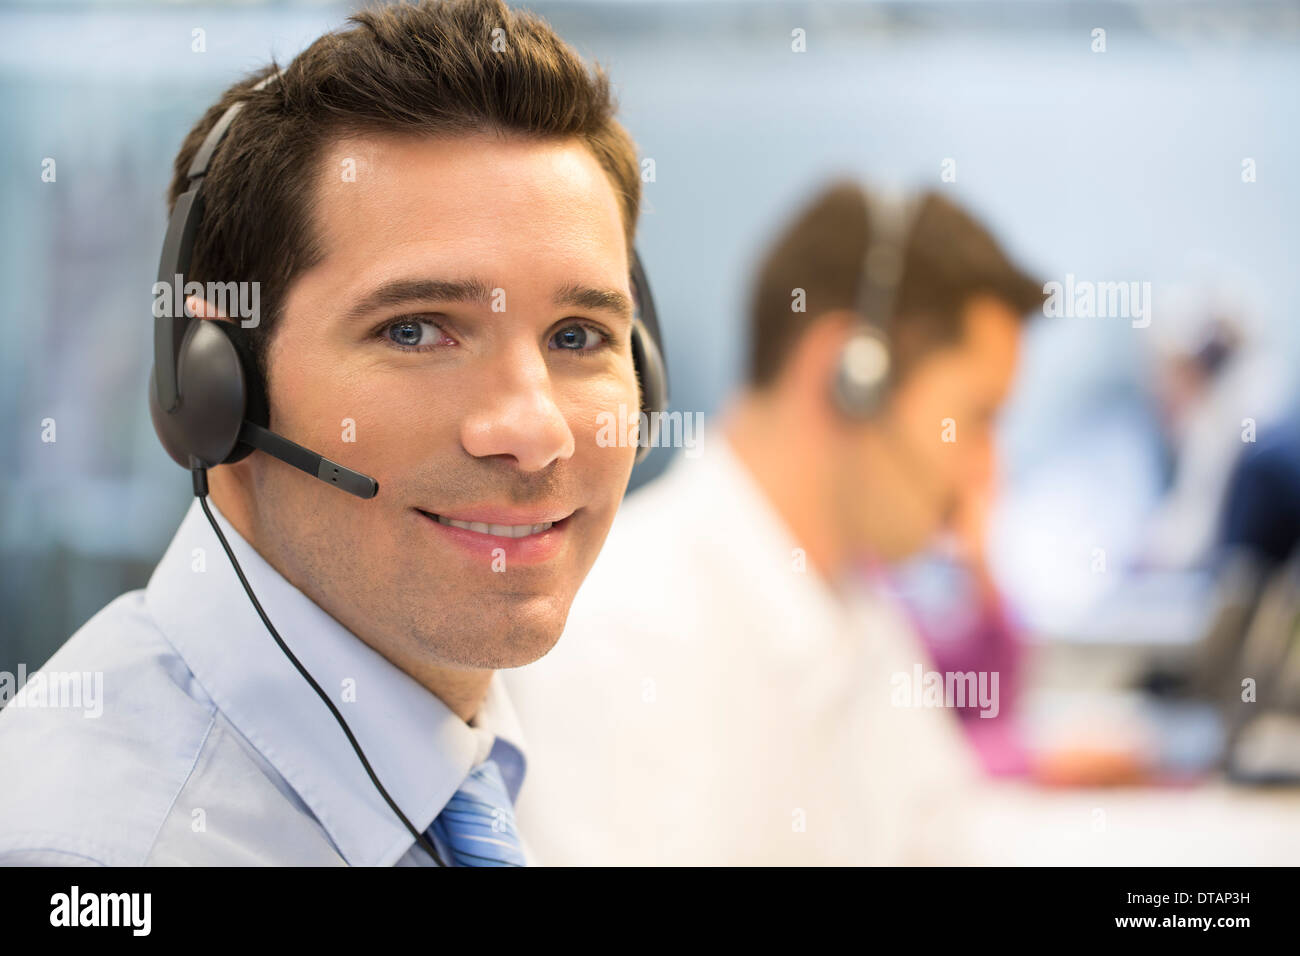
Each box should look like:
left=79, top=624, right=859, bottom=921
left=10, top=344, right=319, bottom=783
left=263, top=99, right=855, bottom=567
left=831, top=186, right=961, bottom=522
left=148, top=69, right=669, bottom=866
left=832, top=185, right=919, bottom=417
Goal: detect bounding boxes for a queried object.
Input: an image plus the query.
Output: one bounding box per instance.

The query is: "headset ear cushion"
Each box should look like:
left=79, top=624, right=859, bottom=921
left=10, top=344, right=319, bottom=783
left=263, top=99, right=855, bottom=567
left=630, top=319, right=667, bottom=465
left=833, top=326, right=892, bottom=418
left=207, top=321, right=269, bottom=464
left=150, top=318, right=247, bottom=468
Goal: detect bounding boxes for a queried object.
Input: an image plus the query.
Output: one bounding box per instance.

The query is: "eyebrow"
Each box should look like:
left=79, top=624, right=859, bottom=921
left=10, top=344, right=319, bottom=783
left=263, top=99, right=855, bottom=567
left=343, top=276, right=634, bottom=325
left=553, top=282, right=634, bottom=322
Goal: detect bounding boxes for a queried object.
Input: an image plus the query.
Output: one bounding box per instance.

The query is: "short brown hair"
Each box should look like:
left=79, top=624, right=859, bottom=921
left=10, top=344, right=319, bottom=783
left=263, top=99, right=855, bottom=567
left=167, top=0, right=641, bottom=390
left=746, top=180, right=1045, bottom=388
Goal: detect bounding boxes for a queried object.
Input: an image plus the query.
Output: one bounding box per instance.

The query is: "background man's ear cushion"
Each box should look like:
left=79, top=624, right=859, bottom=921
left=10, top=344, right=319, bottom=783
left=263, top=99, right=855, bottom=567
left=208, top=320, right=270, bottom=462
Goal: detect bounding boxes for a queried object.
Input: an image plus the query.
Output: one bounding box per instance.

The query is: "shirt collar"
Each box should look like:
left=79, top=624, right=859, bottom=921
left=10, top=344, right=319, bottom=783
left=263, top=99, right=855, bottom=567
left=696, top=432, right=941, bottom=661
left=145, top=498, right=528, bottom=866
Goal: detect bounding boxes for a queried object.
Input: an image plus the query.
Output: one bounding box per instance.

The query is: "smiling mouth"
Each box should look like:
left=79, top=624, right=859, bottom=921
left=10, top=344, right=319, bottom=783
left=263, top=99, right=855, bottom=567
left=416, top=510, right=570, bottom=539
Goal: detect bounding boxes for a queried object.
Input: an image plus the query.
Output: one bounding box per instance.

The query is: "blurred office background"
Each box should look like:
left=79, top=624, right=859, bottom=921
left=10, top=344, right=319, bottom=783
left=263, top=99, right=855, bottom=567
left=2, top=1, right=1299, bottom=838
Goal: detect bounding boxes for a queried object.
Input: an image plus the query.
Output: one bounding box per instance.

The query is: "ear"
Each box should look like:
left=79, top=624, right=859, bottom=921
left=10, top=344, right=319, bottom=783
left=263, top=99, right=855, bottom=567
left=184, top=295, right=230, bottom=321
left=777, top=309, right=860, bottom=416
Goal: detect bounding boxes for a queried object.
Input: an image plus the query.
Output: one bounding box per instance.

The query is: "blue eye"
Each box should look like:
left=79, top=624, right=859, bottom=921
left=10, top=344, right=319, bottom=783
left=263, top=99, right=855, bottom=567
left=551, top=323, right=608, bottom=352
left=384, top=319, right=443, bottom=349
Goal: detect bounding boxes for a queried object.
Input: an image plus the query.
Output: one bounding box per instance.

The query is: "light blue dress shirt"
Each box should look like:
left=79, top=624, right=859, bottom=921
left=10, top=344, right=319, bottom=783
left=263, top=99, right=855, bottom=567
left=0, top=499, right=532, bottom=866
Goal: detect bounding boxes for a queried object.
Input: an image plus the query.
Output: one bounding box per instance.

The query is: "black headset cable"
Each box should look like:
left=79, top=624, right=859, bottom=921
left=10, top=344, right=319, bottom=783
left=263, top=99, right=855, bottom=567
left=191, top=467, right=447, bottom=867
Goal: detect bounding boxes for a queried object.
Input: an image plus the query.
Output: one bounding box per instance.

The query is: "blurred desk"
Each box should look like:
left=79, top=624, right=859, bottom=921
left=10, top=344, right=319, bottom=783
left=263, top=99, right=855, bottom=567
left=948, top=780, right=1300, bottom=865
left=1033, top=570, right=1218, bottom=650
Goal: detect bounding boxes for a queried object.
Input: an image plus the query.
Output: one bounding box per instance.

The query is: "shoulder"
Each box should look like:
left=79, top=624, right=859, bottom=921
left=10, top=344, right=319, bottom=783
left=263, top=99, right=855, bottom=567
left=561, top=458, right=717, bottom=638
left=517, top=453, right=734, bottom=708
left=0, top=590, right=220, bottom=866
left=583, top=452, right=718, bottom=591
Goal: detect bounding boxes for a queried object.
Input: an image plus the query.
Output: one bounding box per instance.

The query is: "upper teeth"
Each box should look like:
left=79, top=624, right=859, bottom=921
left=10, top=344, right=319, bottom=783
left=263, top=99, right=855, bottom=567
left=435, top=515, right=554, bottom=538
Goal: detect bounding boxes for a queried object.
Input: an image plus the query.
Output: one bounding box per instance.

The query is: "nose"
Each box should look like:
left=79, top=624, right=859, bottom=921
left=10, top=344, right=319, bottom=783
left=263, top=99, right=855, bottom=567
left=460, top=340, right=575, bottom=472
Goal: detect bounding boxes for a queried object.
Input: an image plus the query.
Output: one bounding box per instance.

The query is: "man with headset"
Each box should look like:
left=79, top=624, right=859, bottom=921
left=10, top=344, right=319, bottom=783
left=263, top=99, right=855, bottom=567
left=506, top=180, right=1046, bottom=864
left=0, top=0, right=665, bottom=866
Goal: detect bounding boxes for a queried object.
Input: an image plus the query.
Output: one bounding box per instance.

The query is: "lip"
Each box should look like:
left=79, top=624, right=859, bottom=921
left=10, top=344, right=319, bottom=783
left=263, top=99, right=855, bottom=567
left=421, top=506, right=573, bottom=526
left=414, top=508, right=574, bottom=567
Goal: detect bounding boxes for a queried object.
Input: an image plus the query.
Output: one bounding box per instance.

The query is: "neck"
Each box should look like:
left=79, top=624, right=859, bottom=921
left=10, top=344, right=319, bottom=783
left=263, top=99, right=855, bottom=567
left=207, top=465, right=489, bottom=724
left=372, top=650, right=493, bottom=724
left=721, top=390, right=846, bottom=582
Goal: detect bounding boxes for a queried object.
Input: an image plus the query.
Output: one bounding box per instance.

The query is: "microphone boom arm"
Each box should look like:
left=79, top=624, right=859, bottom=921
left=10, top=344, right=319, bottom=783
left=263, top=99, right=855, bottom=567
left=237, top=420, right=379, bottom=499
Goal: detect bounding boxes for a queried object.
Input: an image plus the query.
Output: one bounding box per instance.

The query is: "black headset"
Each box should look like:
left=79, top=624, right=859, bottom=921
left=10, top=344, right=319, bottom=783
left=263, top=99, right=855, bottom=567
left=150, top=71, right=669, bottom=485
left=832, top=185, right=921, bottom=417
left=148, top=69, right=669, bottom=866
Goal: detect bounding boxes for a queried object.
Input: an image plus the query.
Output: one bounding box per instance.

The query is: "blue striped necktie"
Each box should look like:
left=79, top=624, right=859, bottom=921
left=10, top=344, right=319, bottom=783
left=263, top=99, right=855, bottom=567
left=428, top=758, right=527, bottom=866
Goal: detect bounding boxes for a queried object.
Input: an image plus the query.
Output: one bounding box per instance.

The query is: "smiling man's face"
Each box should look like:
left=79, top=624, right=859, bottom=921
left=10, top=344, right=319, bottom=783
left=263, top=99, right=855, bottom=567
left=231, top=130, right=639, bottom=675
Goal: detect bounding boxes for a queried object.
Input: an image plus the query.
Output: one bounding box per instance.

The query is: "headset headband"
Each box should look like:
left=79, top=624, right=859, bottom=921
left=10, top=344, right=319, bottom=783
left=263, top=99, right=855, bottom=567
left=154, top=71, right=283, bottom=414
left=853, top=185, right=921, bottom=336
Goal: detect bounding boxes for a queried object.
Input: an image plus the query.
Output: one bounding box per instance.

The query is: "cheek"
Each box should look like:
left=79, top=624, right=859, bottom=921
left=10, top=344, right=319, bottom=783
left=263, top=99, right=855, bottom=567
left=561, top=372, right=640, bottom=487
left=896, top=371, right=975, bottom=493
left=896, top=369, right=957, bottom=452
left=266, top=349, right=345, bottom=442
left=276, top=361, right=432, bottom=468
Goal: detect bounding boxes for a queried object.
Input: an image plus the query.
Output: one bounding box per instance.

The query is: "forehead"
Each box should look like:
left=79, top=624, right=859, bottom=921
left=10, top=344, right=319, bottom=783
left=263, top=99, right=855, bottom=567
left=306, top=129, right=628, bottom=282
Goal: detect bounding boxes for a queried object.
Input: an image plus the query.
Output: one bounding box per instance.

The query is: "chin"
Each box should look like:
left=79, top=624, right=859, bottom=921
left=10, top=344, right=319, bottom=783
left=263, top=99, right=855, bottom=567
left=455, top=592, right=571, bottom=669
left=869, top=524, right=935, bottom=563
left=905, top=527, right=946, bottom=560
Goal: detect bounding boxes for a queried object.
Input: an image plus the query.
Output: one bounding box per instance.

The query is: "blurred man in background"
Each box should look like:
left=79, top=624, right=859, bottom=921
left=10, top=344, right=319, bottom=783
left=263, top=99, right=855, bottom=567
left=506, top=181, right=1045, bottom=864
